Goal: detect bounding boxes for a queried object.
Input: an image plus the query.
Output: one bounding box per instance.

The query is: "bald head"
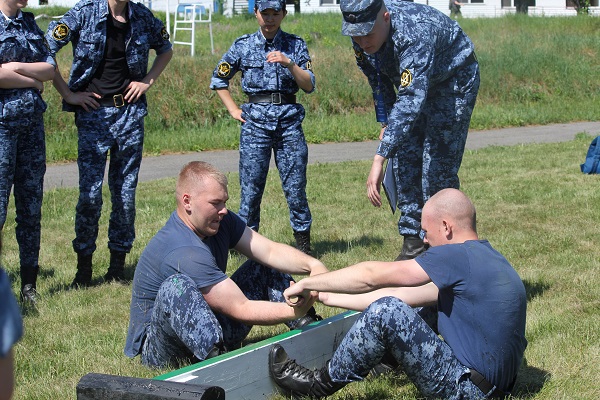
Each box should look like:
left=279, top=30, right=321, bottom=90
left=423, top=189, right=477, bottom=237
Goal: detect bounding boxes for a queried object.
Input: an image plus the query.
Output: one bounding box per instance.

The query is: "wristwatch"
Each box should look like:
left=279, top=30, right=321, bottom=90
left=286, top=60, right=296, bottom=69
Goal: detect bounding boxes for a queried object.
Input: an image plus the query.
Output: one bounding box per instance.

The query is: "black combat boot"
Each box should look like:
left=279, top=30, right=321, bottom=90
left=104, top=250, right=126, bottom=282
left=289, top=306, right=323, bottom=330
left=20, top=266, right=39, bottom=305
left=293, top=230, right=312, bottom=256
left=269, top=344, right=347, bottom=398
left=395, top=234, right=428, bottom=261
left=71, top=253, right=93, bottom=288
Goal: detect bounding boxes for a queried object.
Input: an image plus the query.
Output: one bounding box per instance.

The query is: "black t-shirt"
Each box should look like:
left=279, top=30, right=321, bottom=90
left=86, top=13, right=131, bottom=96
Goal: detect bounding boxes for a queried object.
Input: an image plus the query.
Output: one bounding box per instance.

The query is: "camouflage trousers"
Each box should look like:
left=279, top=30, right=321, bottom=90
left=72, top=103, right=146, bottom=255
left=392, top=63, right=480, bottom=236
left=0, top=117, right=45, bottom=269
left=142, top=260, right=296, bottom=368
left=329, top=297, right=488, bottom=399
left=238, top=115, right=311, bottom=233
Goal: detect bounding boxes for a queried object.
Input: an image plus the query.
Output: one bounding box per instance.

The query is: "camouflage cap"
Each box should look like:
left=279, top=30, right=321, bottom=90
left=340, top=0, right=383, bottom=36
left=257, top=0, right=285, bottom=11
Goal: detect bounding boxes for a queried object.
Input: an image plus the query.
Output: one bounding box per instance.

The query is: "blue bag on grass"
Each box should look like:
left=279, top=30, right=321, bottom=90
left=581, top=136, right=600, bottom=174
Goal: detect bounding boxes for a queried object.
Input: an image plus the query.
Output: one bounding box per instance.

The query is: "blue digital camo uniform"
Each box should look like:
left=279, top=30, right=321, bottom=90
left=330, top=298, right=490, bottom=399
left=354, top=1, right=480, bottom=236
left=0, top=10, right=55, bottom=276
left=125, top=211, right=300, bottom=368
left=141, top=262, right=295, bottom=368
left=45, top=0, right=172, bottom=255
left=210, top=29, right=316, bottom=233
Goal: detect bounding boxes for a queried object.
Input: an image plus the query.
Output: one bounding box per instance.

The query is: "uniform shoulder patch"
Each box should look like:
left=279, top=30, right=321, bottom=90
left=161, top=27, right=170, bottom=41
left=354, top=48, right=364, bottom=62
left=52, top=23, right=69, bottom=41
left=217, top=61, right=232, bottom=78
left=305, top=60, right=313, bottom=71
left=400, top=69, right=413, bottom=88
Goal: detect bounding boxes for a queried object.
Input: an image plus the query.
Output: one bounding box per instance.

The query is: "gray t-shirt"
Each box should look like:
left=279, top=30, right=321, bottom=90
left=124, top=211, right=246, bottom=357
left=416, top=240, right=527, bottom=392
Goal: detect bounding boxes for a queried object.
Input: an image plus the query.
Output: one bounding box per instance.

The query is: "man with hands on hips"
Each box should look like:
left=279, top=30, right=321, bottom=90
left=45, top=0, right=173, bottom=286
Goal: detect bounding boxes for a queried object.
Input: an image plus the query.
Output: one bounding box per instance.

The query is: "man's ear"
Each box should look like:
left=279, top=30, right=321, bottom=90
left=443, top=220, right=453, bottom=239
left=383, top=11, right=391, bottom=24
left=182, top=193, right=192, bottom=211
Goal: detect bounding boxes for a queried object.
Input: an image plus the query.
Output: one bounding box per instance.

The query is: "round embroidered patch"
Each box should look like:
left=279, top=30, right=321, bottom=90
left=161, top=27, right=170, bottom=41
left=52, top=23, right=69, bottom=40
left=354, top=48, right=364, bottom=62
left=400, top=69, right=412, bottom=88
left=217, top=62, right=231, bottom=78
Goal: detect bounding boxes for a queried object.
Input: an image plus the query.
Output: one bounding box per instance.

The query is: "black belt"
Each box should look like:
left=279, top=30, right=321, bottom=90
left=98, top=94, right=128, bottom=108
left=248, top=93, right=296, bottom=105
left=469, top=369, right=506, bottom=398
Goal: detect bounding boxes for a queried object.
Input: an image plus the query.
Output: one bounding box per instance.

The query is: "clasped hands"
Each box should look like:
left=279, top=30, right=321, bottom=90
left=283, top=281, right=319, bottom=308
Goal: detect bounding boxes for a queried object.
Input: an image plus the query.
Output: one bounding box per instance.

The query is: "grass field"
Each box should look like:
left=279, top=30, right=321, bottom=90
left=2, top=133, right=599, bottom=399
left=27, top=10, right=600, bottom=162
left=1, top=6, right=600, bottom=400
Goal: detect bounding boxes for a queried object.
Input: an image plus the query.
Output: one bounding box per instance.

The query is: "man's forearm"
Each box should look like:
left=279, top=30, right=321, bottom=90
left=2, top=62, right=55, bottom=82
left=52, top=67, right=72, bottom=98
left=142, top=50, right=173, bottom=86
left=319, top=284, right=438, bottom=311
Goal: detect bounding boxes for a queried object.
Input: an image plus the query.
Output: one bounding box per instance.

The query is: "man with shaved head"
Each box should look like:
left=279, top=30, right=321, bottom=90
left=270, top=189, right=527, bottom=399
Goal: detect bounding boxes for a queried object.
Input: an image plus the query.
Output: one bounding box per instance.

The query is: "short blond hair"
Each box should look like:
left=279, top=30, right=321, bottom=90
left=176, top=161, right=228, bottom=198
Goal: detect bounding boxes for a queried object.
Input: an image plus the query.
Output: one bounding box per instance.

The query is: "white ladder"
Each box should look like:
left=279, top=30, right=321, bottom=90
left=172, top=1, right=214, bottom=56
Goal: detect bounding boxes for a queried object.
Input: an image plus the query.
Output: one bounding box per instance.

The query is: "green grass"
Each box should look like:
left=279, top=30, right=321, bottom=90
left=27, top=10, right=600, bottom=163
left=4, top=7, right=600, bottom=399
left=2, top=133, right=599, bottom=399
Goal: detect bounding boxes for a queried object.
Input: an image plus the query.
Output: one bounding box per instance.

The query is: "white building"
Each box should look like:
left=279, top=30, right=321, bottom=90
left=28, top=0, right=600, bottom=18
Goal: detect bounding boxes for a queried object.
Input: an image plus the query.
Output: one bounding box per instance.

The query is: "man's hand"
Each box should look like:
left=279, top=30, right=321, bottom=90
left=124, top=81, right=151, bottom=103
left=64, top=91, right=101, bottom=112
left=289, top=291, right=318, bottom=321
left=229, top=108, right=246, bottom=123
left=266, top=51, right=290, bottom=67
left=284, top=281, right=314, bottom=307
left=366, top=155, right=386, bottom=207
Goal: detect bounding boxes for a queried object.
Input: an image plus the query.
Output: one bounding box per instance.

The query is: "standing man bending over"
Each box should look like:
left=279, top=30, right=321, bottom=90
left=341, top=0, right=480, bottom=260
left=45, top=0, right=173, bottom=286
left=270, top=189, right=527, bottom=399
left=125, top=161, right=326, bottom=368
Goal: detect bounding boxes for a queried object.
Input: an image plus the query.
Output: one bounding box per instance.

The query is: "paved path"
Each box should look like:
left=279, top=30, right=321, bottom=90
left=44, top=121, right=600, bottom=191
